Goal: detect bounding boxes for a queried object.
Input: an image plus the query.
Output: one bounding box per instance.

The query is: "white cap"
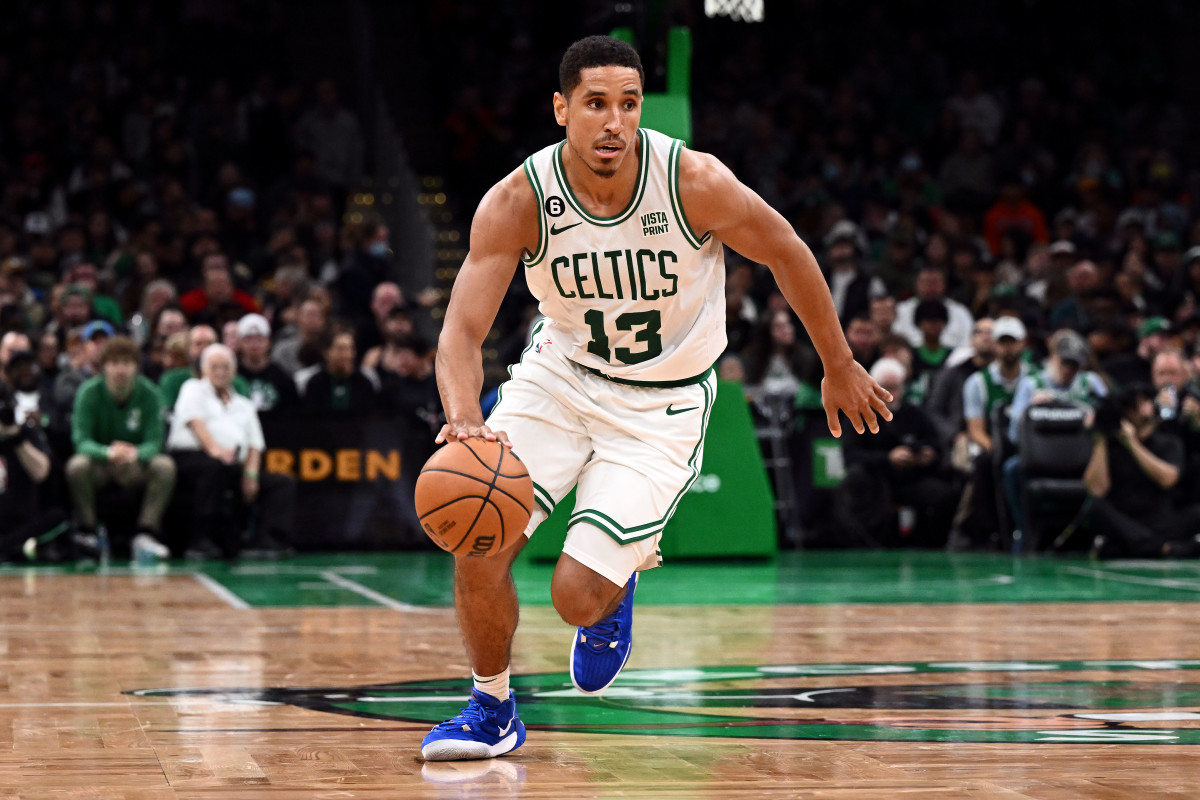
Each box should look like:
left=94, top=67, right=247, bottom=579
left=236, top=313, right=270, bottom=338
left=992, top=316, right=1027, bottom=341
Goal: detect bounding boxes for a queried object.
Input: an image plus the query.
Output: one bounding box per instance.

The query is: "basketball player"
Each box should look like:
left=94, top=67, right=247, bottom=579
left=421, top=35, right=892, bottom=761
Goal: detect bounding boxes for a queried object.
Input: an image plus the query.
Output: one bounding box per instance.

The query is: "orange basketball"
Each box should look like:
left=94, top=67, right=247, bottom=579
left=415, top=439, right=534, bottom=557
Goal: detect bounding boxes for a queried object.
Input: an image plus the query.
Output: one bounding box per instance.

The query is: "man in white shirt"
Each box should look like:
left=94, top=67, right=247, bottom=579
left=168, top=344, right=295, bottom=558
left=892, top=265, right=976, bottom=350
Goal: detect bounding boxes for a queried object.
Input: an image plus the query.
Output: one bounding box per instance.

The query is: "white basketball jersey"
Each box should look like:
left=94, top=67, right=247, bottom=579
left=520, top=128, right=726, bottom=384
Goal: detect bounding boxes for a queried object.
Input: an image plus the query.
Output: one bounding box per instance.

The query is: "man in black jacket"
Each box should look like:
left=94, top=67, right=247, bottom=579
left=300, top=326, right=378, bottom=416
left=0, top=382, right=68, bottom=561
left=836, top=357, right=958, bottom=547
left=1084, top=384, right=1200, bottom=557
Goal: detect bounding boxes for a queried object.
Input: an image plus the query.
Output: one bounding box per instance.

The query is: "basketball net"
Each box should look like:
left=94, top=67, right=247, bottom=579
left=704, top=0, right=764, bottom=22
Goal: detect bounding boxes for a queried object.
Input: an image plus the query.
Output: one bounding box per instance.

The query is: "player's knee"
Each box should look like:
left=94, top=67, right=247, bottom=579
left=550, top=570, right=616, bottom=627
left=551, top=588, right=604, bottom=627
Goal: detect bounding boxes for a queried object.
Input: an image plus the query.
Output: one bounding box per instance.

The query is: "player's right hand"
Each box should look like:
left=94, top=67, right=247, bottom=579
left=435, top=421, right=512, bottom=448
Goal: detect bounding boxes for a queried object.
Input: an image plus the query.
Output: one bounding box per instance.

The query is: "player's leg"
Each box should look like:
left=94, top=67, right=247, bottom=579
left=451, top=535, right=528, bottom=677
left=422, top=340, right=591, bottom=761
left=558, top=370, right=716, bottom=695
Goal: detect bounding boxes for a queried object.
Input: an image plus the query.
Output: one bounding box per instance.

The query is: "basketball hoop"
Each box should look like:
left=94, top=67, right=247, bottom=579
left=704, top=0, right=764, bottom=23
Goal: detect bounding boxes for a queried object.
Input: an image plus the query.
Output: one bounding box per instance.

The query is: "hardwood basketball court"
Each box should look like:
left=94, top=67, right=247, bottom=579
left=3, top=550, right=1199, bottom=798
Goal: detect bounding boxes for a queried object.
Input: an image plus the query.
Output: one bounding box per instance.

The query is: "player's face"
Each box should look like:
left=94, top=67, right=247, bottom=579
left=555, top=66, right=642, bottom=179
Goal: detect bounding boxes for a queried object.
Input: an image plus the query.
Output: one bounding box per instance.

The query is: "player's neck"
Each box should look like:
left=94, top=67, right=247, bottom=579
left=561, top=134, right=641, bottom=215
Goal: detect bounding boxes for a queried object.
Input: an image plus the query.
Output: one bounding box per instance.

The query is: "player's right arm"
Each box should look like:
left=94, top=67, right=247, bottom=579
left=434, top=169, right=539, bottom=447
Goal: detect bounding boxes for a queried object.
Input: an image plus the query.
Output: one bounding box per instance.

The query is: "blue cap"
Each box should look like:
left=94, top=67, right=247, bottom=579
left=81, top=320, right=115, bottom=341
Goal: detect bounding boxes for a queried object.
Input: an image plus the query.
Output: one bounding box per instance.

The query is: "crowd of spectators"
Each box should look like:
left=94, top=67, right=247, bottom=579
left=0, top=2, right=439, bottom=562
left=3, top=1, right=1200, bottom=560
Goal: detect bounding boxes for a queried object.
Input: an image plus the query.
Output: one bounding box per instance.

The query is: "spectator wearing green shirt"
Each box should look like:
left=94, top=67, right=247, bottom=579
left=158, top=324, right=249, bottom=410
left=66, top=336, right=176, bottom=558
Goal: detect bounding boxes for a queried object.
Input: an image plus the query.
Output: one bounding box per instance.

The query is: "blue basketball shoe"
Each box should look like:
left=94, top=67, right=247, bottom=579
left=421, top=689, right=526, bottom=761
left=571, top=572, right=637, bottom=694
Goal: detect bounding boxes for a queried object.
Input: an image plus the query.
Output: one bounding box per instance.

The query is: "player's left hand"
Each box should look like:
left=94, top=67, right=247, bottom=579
left=821, top=359, right=893, bottom=437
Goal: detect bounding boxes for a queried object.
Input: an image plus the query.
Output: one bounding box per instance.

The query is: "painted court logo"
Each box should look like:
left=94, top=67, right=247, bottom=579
left=128, top=660, right=1200, bottom=744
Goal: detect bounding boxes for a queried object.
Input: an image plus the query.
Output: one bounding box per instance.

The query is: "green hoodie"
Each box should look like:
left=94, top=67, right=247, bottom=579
left=71, top=374, right=166, bottom=462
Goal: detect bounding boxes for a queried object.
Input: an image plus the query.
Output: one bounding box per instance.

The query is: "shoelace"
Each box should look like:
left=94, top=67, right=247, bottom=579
left=432, top=697, right=490, bottom=733
left=580, top=610, right=623, bottom=650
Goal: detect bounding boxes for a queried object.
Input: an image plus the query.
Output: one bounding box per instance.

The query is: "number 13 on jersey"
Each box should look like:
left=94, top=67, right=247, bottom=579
left=585, top=309, right=663, bottom=365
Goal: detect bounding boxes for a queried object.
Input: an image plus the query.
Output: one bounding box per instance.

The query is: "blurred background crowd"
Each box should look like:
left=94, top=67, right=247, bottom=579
left=1, top=0, right=1199, bottom=561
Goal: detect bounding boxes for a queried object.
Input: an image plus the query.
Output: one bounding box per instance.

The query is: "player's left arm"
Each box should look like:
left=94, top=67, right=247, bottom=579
left=678, top=149, right=891, bottom=436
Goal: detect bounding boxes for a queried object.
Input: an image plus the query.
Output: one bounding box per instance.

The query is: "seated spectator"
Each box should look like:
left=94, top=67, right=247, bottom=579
left=178, top=253, right=260, bottom=325
left=892, top=265, right=975, bottom=350
left=35, top=331, right=61, bottom=398
left=1007, top=330, right=1108, bottom=442
left=143, top=305, right=189, bottom=380
left=272, top=297, right=327, bottom=376
left=5, top=349, right=46, bottom=427
left=236, top=313, right=299, bottom=413
left=1103, top=316, right=1171, bottom=389
left=951, top=316, right=1033, bottom=548
left=62, top=262, right=123, bottom=325
left=50, top=320, right=112, bottom=430
left=361, top=306, right=416, bottom=371
left=907, top=299, right=953, bottom=406
left=928, top=317, right=995, bottom=456
left=376, top=333, right=439, bottom=429
left=740, top=308, right=818, bottom=402
left=1003, top=329, right=1108, bottom=541
left=821, top=221, right=884, bottom=323
left=300, top=326, right=378, bottom=416
left=0, top=331, right=32, bottom=374
left=159, top=324, right=249, bottom=409
left=45, top=285, right=96, bottom=344
left=357, top=281, right=405, bottom=357
left=0, top=381, right=68, bottom=562
left=845, top=312, right=881, bottom=368
left=1084, top=385, right=1200, bottom=557
left=834, top=357, right=957, bottom=547
left=66, top=336, right=175, bottom=561
left=167, top=344, right=296, bottom=559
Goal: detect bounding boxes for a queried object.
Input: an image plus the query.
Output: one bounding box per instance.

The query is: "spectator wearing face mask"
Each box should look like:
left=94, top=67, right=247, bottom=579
left=336, top=217, right=392, bottom=327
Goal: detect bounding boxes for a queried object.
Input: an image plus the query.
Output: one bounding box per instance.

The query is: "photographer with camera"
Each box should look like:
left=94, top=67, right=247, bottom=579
left=834, top=357, right=958, bottom=547
left=1084, top=384, right=1200, bottom=557
left=0, top=381, right=67, bottom=561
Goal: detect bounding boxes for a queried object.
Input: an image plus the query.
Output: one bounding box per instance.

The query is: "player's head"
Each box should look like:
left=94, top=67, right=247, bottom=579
left=555, top=36, right=645, bottom=179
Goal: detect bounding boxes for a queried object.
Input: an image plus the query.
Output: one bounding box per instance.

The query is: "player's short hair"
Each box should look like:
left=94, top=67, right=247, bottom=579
left=559, top=35, right=644, bottom=98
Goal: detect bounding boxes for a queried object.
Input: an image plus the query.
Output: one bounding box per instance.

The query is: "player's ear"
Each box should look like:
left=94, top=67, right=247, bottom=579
left=553, top=92, right=568, bottom=128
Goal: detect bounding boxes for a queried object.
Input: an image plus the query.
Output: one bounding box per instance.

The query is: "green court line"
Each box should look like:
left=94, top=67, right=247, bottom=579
left=8, top=551, right=1200, bottom=608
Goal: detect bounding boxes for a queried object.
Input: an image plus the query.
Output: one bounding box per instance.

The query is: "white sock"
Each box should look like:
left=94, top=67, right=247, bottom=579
left=472, top=668, right=510, bottom=703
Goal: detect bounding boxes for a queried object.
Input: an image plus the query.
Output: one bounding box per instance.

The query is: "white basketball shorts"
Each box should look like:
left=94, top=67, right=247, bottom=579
left=486, top=327, right=716, bottom=587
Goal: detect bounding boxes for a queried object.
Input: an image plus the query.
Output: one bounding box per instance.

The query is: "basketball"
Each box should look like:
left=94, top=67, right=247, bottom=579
left=415, top=439, right=534, bottom=557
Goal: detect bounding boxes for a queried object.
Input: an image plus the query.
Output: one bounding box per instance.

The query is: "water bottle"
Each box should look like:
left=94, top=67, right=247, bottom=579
left=133, top=535, right=156, bottom=568
left=898, top=506, right=916, bottom=537
left=1160, top=385, right=1178, bottom=421
left=96, top=525, right=110, bottom=570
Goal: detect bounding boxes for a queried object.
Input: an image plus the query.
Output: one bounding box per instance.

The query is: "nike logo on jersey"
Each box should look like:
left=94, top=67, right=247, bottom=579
left=666, top=404, right=698, bottom=415
left=550, top=221, right=582, bottom=235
